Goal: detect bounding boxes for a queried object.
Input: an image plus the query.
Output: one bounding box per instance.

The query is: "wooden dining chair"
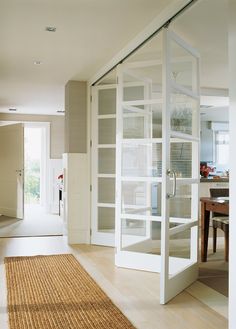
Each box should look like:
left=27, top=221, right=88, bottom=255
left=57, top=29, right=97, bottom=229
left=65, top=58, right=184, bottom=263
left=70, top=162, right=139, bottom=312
left=210, top=188, right=229, bottom=262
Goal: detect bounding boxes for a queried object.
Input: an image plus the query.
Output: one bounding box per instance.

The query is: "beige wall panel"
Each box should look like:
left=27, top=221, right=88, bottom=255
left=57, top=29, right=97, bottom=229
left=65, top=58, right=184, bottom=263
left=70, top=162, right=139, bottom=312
left=65, top=81, right=87, bottom=153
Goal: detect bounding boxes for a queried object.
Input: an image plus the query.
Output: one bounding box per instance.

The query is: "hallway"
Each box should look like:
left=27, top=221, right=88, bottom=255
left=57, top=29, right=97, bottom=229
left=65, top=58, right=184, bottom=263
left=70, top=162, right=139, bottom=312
left=0, top=205, right=63, bottom=237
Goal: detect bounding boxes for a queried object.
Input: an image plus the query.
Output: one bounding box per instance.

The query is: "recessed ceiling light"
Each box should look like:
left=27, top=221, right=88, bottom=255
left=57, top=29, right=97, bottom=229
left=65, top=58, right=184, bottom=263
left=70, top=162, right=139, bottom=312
left=34, top=60, right=42, bottom=65
left=45, top=26, right=56, bottom=32
left=9, top=108, right=17, bottom=112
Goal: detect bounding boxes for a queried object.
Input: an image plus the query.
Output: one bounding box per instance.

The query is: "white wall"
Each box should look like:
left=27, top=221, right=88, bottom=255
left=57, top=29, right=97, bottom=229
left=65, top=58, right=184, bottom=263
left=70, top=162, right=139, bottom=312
left=229, top=0, right=236, bottom=327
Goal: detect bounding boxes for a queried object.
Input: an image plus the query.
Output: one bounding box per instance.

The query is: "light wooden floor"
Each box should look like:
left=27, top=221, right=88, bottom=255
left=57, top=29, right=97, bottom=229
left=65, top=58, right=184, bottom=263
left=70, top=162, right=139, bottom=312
left=0, top=236, right=228, bottom=329
left=0, top=204, right=63, bottom=237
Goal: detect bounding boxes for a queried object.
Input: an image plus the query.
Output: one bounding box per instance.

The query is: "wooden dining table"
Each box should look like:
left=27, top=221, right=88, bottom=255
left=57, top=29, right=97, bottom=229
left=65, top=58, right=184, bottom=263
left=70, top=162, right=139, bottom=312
left=200, top=197, right=229, bottom=262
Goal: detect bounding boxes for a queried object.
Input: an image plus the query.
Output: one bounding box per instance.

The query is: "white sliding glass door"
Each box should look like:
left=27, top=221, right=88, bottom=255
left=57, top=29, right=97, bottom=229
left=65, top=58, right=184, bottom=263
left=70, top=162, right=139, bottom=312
left=160, top=29, right=200, bottom=304
left=91, top=85, right=117, bottom=246
left=115, top=29, right=200, bottom=304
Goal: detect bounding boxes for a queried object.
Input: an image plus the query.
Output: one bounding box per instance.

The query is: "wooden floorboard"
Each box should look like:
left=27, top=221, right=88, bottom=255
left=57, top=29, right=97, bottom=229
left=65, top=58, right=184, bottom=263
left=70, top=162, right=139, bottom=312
left=0, top=236, right=228, bottom=329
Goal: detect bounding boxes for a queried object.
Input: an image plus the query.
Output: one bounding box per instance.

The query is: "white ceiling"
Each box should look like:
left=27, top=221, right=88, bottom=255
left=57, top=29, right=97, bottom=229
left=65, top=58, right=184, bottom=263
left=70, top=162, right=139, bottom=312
left=0, top=0, right=228, bottom=116
left=0, top=0, right=173, bottom=115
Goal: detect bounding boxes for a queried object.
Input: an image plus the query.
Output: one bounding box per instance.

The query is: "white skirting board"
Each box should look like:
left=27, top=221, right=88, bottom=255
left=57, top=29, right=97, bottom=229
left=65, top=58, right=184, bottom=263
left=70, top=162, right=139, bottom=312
left=63, top=153, right=90, bottom=244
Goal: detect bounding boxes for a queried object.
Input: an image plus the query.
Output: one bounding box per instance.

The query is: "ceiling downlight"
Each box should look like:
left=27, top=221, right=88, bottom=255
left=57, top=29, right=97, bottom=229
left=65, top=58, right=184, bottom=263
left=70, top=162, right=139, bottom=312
left=45, top=26, right=57, bottom=32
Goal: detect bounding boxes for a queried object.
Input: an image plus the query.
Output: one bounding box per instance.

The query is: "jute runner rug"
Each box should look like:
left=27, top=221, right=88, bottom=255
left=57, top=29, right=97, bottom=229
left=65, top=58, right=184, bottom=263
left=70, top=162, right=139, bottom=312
left=4, top=254, right=135, bottom=329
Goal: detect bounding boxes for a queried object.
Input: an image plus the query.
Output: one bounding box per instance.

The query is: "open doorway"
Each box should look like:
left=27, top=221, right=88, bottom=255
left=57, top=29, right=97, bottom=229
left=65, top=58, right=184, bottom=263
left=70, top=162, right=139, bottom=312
left=0, top=121, right=63, bottom=237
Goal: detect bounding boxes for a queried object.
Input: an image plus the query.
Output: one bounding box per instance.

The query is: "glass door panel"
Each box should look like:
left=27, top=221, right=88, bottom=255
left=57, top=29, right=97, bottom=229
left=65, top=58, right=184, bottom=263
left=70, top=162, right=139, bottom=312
left=121, top=181, right=162, bottom=217
left=98, top=148, right=116, bottom=174
left=115, top=28, right=200, bottom=305
left=160, top=29, right=200, bottom=304
left=170, top=142, right=192, bottom=178
left=122, top=143, right=162, bottom=177
left=116, top=49, right=163, bottom=272
left=91, top=85, right=117, bottom=246
left=170, top=91, right=198, bottom=137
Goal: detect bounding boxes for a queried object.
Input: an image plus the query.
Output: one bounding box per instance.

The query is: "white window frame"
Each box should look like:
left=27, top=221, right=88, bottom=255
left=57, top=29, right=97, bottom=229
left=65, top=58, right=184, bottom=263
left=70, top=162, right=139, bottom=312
left=214, top=130, right=229, bottom=165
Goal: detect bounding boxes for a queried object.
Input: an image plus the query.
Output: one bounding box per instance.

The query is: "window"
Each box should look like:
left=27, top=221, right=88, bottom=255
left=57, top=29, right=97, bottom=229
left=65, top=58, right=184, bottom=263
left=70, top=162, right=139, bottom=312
left=215, top=131, right=229, bottom=165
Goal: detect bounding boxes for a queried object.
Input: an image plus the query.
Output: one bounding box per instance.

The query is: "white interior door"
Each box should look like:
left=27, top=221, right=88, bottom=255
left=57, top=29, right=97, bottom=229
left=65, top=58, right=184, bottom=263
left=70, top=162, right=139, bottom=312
left=91, top=85, right=117, bottom=246
left=0, top=123, right=24, bottom=219
left=115, top=29, right=200, bottom=304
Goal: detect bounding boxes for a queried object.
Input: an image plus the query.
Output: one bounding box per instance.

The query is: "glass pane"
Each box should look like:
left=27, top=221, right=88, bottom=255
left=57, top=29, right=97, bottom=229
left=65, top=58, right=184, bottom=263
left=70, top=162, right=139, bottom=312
left=123, top=115, right=145, bottom=138
left=98, top=207, right=115, bottom=232
left=169, top=227, right=191, bottom=259
left=123, top=103, right=162, bottom=139
left=98, top=148, right=115, bottom=174
left=169, top=184, right=191, bottom=219
left=98, top=178, right=115, bottom=204
left=121, top=219, right=161, bottom=255
left=170, top=142, right=192, bottom=178
left=98, top=118, right=116, bottom=144
left=122, top=143, right=162, bottom=177
left=170, top=91, right=198, bottom=136
left=98, top=88, right=116, bottom=115
left=170, top=38, right=197, bottom=93
left=121, top=182, right=161, bottom=217
left=122, top=65, right=162, bottom=102
left=124, top=85, right=145, bottom=102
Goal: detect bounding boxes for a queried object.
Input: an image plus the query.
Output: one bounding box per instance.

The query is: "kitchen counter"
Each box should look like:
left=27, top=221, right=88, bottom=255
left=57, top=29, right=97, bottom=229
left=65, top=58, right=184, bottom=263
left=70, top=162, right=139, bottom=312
left=200, top=177, right=229, bottom=183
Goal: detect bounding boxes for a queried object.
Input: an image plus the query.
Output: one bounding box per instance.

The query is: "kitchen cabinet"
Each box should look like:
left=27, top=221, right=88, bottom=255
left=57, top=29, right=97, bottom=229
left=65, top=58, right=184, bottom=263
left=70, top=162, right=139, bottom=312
left=200, top=179, right=229, bottom=197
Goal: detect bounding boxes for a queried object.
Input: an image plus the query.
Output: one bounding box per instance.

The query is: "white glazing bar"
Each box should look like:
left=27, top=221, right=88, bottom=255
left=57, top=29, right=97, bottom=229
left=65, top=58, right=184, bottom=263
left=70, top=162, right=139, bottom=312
left=171, top=80, right=199, bottom=100
left=190, top=52, right=200, bottom=262
left=98, top=144, right=116, bottom=148
left=171, top=138, right=195, bottom=143
left=122, top=205, right=151, bottom=211
left=169, top=220, right=198, bottom=237
left=115, top=65, right=123, bottom=253
left=122, top=99, right=162, bottom=106
left=173, top=178, right=198, bottom=185
left=168, top=30, right=201, bottom=59
left=93, top=84, right=117, bottom=90
left=122, top=138, right=163, bottom=144
left=121, top=213, right=162, bottom=222
left=97, top=203, right=116, bottom=208
left=98, top=114, right=116, bottom=119
left=170, top=131, right=199, bottom=142
left=123, top=104, right=151, bottom=114
left=123, top=113, right=146, bottom=118
left=160, top=28, right=171, bottom=305
left=97, top=174, right=116, bottom=178
left=91, top=87, right=99, bottom=241
left=169, top=217, right=192, bottom=224
left=121, top=176, right=162, bottom=182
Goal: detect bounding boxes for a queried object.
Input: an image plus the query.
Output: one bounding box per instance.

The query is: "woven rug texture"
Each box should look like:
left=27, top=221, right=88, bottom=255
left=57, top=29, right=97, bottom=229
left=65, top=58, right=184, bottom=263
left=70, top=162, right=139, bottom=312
left=4, top=254, right=135, bottom=329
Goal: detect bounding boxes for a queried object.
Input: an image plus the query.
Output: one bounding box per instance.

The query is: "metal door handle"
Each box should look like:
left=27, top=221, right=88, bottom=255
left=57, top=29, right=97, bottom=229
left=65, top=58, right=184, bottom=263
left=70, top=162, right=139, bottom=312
left=167, top=169, right=177, bottom=199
